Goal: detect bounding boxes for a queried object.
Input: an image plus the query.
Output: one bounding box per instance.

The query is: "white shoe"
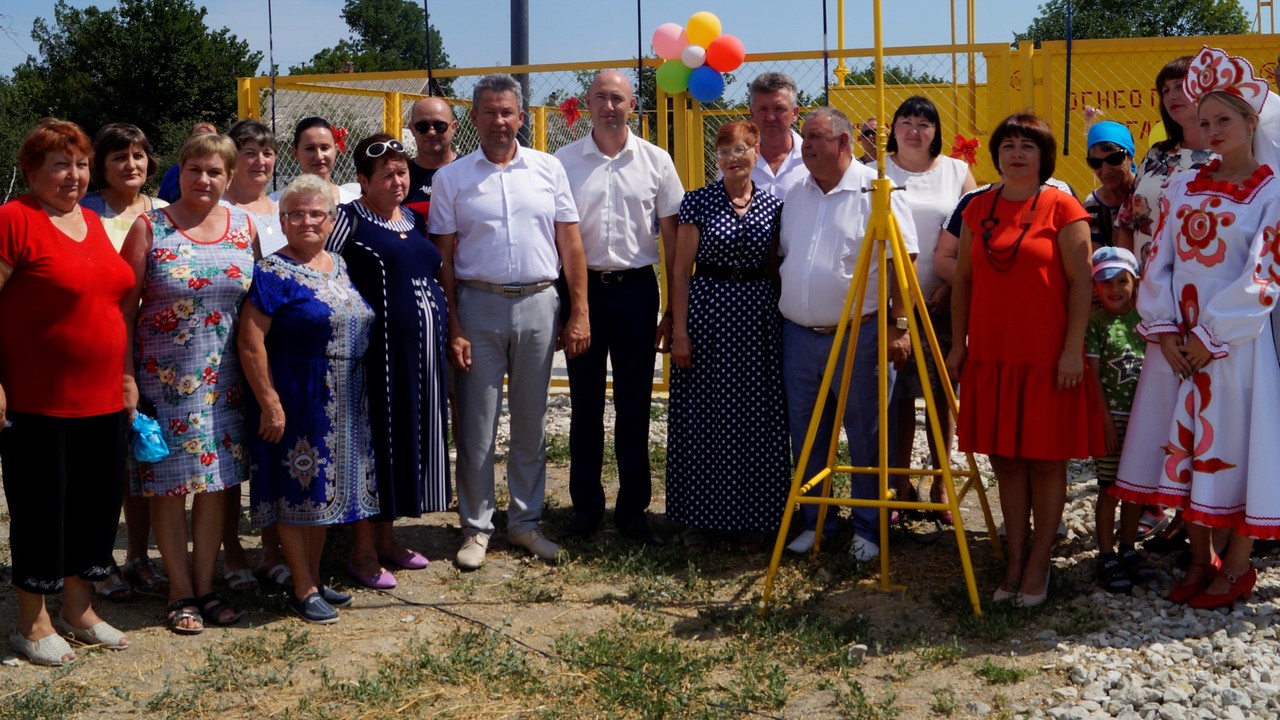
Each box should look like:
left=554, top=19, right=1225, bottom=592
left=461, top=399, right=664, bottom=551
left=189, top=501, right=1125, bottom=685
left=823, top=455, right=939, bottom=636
left=785, top=530, right=815, bottom=554
left=510, top=528, right=562, bottom=562
left=850, top=535, right=880, bottom=562
left=456, top=533, right=489, bottom=570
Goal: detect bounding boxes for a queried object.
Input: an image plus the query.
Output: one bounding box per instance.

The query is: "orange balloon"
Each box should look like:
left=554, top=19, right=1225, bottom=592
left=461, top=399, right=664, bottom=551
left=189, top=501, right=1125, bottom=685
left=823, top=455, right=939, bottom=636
left=705, top=34, right=745, bottom=73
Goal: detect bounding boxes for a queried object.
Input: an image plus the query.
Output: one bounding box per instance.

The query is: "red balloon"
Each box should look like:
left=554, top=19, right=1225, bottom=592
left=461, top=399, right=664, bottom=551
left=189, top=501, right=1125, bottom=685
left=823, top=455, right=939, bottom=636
left=705, top=34, right=745, bottom=73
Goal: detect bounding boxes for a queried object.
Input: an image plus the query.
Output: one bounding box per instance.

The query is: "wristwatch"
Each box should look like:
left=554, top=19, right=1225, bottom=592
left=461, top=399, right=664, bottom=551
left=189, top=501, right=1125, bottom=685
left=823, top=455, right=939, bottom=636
left=893, top=316, right=909, bottom=331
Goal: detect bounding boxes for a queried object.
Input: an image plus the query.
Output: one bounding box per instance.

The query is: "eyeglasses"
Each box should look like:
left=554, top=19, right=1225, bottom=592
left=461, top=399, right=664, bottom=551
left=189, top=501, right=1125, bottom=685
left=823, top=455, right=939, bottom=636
left=413, top=120, right=451, bottom=135
left=1086, top=151, right=1128, bottom=169
left=365, top=140, right=405, bottom=158
left=860, top=128, right=877, bottom=139
left=282, top=210, right=333, bottom=225
left=715, top=145, right=753, bottom=160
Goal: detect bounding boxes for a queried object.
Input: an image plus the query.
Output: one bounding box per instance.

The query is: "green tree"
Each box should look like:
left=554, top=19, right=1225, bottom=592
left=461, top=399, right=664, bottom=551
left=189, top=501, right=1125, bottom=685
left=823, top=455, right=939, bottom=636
left=841, top=62, right=946, bottom=86
left=1016, top=0, right=1249, bottom=42
left=289, top=0, right=453, bottom=94
left=0, top=0, right=260, bottom=192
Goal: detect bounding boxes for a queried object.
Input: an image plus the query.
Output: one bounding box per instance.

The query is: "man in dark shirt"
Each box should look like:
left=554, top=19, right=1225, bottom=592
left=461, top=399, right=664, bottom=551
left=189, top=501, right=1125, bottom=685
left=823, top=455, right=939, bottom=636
left=403, top=97, right=458, bottom=217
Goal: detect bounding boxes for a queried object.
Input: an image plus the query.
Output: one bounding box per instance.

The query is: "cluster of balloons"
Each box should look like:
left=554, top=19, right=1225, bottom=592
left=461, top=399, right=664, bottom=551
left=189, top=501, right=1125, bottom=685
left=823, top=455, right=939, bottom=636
left=652, top=11, right=745, bottom=104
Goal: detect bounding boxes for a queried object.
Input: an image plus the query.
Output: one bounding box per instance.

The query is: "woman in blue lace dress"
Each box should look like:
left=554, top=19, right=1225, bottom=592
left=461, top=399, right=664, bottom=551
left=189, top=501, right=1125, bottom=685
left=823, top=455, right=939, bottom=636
left=240, top=174, right=378, bottom=624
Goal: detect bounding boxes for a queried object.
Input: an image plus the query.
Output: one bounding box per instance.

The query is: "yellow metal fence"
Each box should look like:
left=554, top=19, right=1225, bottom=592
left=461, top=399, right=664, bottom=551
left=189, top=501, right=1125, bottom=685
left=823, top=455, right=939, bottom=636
left=239, top=34, right=1280, bottom=198
left=238, top=34, right=1279, bottom=390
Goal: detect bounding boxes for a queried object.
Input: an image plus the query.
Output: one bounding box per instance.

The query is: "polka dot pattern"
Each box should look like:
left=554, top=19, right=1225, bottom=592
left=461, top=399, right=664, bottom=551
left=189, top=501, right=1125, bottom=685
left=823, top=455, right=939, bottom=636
left=666, top=182, right=791, bottom=532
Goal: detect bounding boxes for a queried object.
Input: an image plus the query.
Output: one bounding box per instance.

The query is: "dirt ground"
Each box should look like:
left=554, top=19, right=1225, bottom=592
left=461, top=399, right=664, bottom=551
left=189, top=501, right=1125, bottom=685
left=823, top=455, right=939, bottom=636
left=0, top=417, right=1114, bottom=720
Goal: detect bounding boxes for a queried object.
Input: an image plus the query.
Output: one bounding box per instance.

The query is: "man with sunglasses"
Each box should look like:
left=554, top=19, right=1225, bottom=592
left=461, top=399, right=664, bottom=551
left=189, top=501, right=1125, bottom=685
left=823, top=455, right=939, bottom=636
left=553, top=71, right=684, bottom=547
left=1082, top=121, right=1136, bottom=251
left=430, top=74, right=590, bottom=570
left=746, top=72, right=808, bottom=200
left=404, top=97, right=458, bottom=217
left=857, top=118, right=878, bottom=165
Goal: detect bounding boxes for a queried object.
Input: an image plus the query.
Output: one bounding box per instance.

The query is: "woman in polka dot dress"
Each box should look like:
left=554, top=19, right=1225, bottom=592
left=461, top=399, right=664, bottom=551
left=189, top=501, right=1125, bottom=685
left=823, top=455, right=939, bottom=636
left=667, top=120, right=790, bottom=551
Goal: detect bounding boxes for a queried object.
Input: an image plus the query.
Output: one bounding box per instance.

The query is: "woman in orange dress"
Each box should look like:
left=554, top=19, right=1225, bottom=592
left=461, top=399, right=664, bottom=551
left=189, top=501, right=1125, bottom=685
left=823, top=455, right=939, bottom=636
left=946, top=113, right=1105, bottom=607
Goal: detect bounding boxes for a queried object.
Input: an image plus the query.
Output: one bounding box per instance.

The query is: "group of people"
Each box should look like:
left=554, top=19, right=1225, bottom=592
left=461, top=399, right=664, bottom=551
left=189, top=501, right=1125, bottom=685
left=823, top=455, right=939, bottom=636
left=3, top=45, right=1279, bottom=667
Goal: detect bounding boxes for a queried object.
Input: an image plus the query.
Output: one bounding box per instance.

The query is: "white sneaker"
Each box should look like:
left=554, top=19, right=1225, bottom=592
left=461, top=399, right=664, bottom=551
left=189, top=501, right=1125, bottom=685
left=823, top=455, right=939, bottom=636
left=456, top=533, right=489, bottom=570
left=510, top=528, right=562, bottom=562
left=850, top=535, right=880, bottom=562
left=786, top=530, right=816, bottom=554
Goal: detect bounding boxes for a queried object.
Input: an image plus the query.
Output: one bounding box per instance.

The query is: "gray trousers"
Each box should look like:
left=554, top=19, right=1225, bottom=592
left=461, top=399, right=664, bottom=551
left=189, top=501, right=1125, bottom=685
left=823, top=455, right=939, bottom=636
left=454, top=284, right=559, bottom=537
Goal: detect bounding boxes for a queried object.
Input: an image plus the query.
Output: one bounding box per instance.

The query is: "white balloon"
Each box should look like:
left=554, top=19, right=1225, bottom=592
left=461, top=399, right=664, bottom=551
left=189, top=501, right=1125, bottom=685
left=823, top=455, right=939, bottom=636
left=680, top=44, right=706, bottom=69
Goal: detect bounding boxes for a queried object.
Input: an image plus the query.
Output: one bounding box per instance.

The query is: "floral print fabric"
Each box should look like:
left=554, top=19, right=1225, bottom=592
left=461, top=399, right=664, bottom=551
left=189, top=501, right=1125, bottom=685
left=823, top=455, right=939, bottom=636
left=1114, top=162, right=1280, bottom=538
left=131, top=207, right=254, bottom=496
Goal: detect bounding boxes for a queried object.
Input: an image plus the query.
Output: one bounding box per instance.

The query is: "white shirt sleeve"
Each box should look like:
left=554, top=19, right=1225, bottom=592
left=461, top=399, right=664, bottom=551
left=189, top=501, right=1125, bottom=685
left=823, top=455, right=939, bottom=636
left=427, top=164, right=458, bottom=235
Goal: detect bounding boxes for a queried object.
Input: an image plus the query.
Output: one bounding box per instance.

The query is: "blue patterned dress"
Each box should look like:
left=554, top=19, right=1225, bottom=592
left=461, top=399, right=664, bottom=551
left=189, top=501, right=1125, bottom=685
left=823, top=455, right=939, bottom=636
left=246, top=253, right=379, bottom=526
left=132, top=207, right=254, bottom=495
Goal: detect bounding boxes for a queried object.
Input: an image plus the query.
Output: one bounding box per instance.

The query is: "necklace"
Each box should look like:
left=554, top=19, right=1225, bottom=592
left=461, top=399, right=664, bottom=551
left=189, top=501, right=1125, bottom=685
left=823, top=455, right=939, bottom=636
left=980, top=185, right=1042, bottom=273
left=730, top=195, right=751, bottom=209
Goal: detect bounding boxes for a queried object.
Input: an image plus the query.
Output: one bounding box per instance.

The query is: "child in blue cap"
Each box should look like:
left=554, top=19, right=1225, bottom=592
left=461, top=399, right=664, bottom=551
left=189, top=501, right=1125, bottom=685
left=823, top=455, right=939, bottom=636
left=1086, top=246, right=1155, bottom=593
left=1083, top=121, right=1137, bottom=252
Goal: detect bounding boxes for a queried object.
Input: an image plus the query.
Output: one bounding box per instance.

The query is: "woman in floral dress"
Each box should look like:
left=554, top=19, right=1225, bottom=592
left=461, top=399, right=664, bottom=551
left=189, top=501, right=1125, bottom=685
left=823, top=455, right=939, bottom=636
left=1114, top=47, right=1280, bottom=609
left=121, top=133, right=257, bottom=634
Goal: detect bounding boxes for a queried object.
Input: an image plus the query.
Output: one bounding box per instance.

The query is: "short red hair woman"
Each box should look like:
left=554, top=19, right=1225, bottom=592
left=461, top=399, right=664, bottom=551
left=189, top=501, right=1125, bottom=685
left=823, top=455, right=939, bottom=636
left=0, top=118, right=135, bottom=665
left=946, top=112, right=1105, bottom=609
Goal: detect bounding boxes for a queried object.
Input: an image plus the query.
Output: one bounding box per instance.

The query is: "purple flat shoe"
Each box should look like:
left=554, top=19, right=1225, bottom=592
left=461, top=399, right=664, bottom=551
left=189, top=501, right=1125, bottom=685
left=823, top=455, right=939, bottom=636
left=346, top=562, right=397, bottom=589
left=379, top=550, right=429, bottom=570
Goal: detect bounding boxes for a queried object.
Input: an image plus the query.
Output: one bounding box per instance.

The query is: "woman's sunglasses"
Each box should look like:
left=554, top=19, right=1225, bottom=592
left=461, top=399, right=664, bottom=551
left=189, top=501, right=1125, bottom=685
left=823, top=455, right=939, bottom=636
left=1086, top=151, right=1128, bottom=170
left=365, top=140, right=405, bottom=158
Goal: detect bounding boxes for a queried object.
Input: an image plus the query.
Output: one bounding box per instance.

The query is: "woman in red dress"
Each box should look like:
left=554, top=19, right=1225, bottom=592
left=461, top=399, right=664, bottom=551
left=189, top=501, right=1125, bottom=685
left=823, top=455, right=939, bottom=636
left=946, top=113, right=1105, bottom=607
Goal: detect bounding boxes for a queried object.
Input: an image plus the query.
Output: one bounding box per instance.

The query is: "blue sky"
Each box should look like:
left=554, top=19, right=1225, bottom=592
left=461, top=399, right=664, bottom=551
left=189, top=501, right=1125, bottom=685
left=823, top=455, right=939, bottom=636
left=0, top=0, right=1259, bottom=76
left=1, top=1, right=1036, bottom=76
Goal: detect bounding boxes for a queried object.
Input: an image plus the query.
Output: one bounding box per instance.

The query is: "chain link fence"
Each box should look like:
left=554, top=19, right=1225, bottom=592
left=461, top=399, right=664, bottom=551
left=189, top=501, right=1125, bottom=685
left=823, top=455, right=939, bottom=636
left=239, top=36, right=1280, bottom=390
left=244, top=37, right=1280, bottom=198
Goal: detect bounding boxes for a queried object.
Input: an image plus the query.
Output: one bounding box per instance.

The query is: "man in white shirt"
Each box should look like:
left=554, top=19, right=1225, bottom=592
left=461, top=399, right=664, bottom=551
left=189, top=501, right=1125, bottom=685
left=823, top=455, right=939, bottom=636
left=778, top=107, right=918, bottom=562
left=429, top=74, right=591, bottom=569
left=554, top=71, right=684, bottom=547
left=747, top=72, right=808, bottom=200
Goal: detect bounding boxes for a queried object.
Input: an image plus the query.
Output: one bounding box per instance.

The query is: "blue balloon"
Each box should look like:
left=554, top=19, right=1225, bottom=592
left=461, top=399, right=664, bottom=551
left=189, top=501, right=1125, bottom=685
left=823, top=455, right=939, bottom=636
left=688, top=65, right=725, bottom=104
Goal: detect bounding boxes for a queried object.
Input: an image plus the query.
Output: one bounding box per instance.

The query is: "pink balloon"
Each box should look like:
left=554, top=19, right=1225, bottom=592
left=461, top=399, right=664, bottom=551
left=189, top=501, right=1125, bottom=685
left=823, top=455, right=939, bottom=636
left=705, top=34, right=746, bottom=73
left=652, top=23, right=686, bottom=60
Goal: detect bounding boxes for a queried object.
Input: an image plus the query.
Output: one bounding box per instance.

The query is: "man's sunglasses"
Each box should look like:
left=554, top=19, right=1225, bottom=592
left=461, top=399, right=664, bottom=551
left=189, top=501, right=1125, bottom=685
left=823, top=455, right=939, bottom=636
left=860, top=128, right=876, bottom=139
left=1086, top=151, right=1128, bottom=169
left=413, top=120, right=451, bottom=135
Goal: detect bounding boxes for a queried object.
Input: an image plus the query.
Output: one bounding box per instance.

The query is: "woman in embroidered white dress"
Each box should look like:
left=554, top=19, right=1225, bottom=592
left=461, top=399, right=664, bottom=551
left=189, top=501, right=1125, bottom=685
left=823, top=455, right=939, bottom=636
left=1113, top=47, right=1280, bottom=610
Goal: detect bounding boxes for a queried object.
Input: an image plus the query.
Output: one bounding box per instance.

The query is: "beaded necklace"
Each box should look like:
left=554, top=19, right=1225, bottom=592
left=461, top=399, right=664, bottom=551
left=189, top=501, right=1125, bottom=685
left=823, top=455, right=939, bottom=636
left=980, top=185, right=1042, bottom=273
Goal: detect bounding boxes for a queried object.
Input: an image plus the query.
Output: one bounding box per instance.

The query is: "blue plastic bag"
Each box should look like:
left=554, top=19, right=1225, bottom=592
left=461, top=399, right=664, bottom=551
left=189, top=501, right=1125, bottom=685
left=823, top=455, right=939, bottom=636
left=131, top=412, right=170, bottom=463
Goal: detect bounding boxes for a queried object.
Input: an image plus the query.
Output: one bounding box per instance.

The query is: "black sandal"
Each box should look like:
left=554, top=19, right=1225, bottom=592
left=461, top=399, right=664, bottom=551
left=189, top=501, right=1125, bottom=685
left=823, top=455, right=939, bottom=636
left=196, top=592, right=243, bottom=627
left=1096, top=551, right=1133, bottom=594
left=1120, top=546, right=1157, bottom=585
left=166, top=597, right=204, bottom=635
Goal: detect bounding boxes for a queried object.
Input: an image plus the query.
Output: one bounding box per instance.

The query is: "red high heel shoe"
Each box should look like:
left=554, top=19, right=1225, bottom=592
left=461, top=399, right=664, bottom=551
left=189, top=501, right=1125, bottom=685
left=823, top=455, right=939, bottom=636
left=1167, top=558, right=1221, bottom=603
left=1188, top=565, right=1257, bottom=610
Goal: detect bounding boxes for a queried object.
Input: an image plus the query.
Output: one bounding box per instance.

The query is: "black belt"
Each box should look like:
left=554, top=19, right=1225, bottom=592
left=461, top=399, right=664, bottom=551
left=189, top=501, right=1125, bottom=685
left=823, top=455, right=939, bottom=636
left=588, top=267, right=653, bottom=284
left=807, top=313, right=875, bottom=335
left=695, top=264, right=766, bottom=282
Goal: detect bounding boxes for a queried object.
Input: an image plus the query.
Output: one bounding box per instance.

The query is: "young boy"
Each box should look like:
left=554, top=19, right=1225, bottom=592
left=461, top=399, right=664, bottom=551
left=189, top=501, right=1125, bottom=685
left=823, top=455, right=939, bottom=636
left=1086, top=246, right=1155, bottom=594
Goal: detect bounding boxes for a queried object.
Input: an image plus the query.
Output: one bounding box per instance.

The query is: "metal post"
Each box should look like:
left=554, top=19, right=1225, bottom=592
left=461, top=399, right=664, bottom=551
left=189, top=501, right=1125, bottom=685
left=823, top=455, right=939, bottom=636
left=511, top=0, right=531, bottom=146
left=424, top=0, right=435, bottom=95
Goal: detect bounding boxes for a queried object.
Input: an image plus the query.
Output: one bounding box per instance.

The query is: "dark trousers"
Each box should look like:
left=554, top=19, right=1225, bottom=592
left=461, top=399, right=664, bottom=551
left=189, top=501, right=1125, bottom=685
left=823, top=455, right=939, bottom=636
left=564, top=268, right=660, bottom=530
left=0, top=411, right=127, bottom=593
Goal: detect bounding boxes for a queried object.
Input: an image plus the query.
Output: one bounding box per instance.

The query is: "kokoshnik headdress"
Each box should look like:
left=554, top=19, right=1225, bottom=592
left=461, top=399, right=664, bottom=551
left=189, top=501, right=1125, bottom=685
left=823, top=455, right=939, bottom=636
left=1182, top=45, right=1269, bottom=114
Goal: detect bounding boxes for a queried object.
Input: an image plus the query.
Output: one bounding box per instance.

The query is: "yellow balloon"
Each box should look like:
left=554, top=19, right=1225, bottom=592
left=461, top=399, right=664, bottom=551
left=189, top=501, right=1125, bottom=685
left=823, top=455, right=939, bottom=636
left=686, top=11, right=722, bottom=48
